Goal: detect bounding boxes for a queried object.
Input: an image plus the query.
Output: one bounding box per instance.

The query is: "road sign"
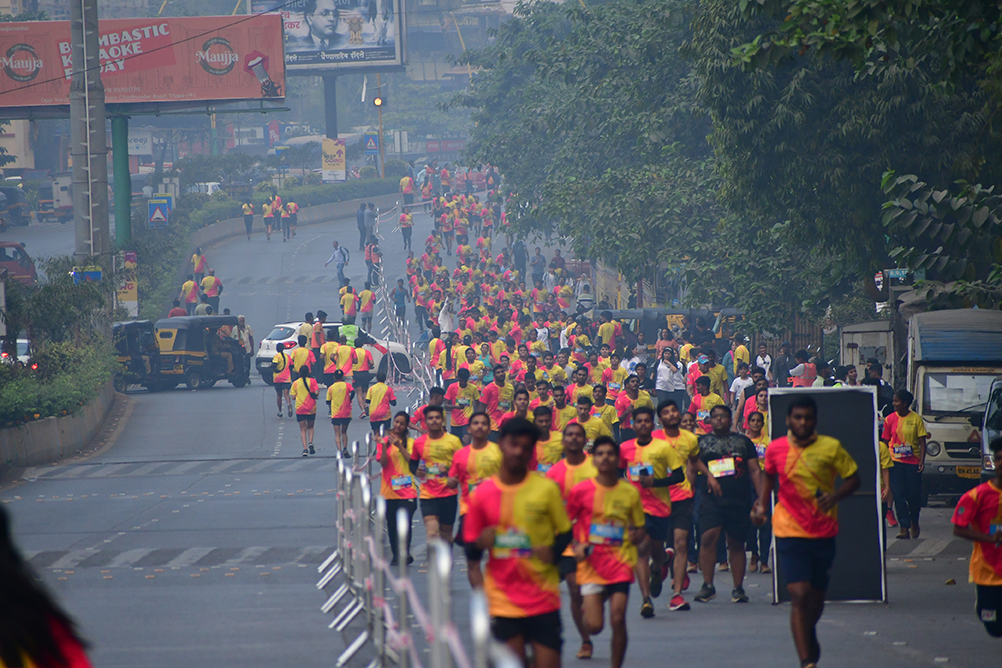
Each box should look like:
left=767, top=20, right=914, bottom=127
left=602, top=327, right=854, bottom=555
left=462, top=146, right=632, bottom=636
left=148, top=196, right=173, bottom=228
left=363, top=133, right=379, bottom=155
left=884, top=268, right=908, bottom=279
left=71, top=266, right=102, bottom=284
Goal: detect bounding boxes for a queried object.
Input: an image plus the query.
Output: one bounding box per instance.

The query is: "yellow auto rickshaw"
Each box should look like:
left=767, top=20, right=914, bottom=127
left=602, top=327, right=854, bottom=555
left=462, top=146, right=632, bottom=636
left=154, top=315, right=250, bottom=390
left=113, top=320, right=163, bottom=392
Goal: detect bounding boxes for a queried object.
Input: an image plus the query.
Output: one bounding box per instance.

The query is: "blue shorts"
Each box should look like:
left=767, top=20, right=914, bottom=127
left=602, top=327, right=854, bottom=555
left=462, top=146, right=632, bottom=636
left=776, top=537, right=836, bottom=591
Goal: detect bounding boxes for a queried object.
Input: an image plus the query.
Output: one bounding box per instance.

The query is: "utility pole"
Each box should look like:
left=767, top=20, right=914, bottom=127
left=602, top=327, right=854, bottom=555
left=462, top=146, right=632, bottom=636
left=71, top=0, right=110, bottom=263
left=324, top=76, right=338, bottom=139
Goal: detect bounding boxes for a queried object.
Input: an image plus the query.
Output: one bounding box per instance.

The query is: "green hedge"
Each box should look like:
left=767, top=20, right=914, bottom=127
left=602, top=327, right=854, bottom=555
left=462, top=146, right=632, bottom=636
left=0, top=341, right=117, bottom=426
left=188, top=178, right=400, bottom=228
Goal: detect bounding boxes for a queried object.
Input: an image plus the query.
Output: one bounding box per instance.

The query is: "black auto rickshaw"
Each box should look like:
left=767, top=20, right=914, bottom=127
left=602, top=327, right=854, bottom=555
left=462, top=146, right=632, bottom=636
left=154, top=315, right=250, bottom=390
left=113, top=320, right=162, bottom=392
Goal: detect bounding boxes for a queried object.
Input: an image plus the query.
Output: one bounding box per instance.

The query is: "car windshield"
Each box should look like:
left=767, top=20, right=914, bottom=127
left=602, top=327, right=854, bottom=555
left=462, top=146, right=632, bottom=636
left=17, top=340, right=28, bottom=356
left=923, top=372, right=1000, bottom=415
left=266, top=326, right=296, bottom=341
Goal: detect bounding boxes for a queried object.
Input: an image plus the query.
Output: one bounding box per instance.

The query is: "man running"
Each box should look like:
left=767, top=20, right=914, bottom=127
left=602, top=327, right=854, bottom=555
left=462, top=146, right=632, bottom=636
left=448, top=412, right=502, bottom=545
left=752, top=395, right=860, bottom=668
left=951, top=437, right=1002, bottom=639
left=289, top=366, right=319, bottom=456
left=656, top=399, right=700, bottom=611
left=531, top=406, right=564, bottom=474
left=444, top=368, right=480, bottom=440
left=326, top=370, right=354, bottom=458
left=882, top=389, right=927, bottom=539
left=479, top=365, right=514, bottom=439
left=569, top=396, right=612, bottom=450
left=365, top=371, right=397, bottom=434
left=546, top=423, right=598, bottom=659
left=694, top=405, right=763, bottom=604
left=569, top=436, right=646, bottom=668
left=620, top=407, right=685, bottom=618
left=464, top=418, right=573, bottom=668
left=410, top=406, right=463, bottom=545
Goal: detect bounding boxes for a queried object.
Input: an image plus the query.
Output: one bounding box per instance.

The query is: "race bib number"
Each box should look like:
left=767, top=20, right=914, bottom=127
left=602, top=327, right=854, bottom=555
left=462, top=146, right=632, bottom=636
left=499, top=400, right=511, bottom=410
left=629, top=464, right=654, bottom=481
left=708, top=457, right=736, bottom=477
left=537, top=463, right=553, bottom=474
left=892, top=444, right=913, bottom=458
left=493, top=529, right=533, bottom=558
left=990, top=524, right=1002, bottom=536
left=982, top=609, right=998, bottom=623
left=589, top=522, right=625, bottom=546
left=391, top=476, right=412, bottom=491
left=697, top=410, right=710, bottom=421
left=458, top=398, right=472, bottom=407
left=609, top=382, right=621, bottom=391
left=755, top=443, right=767, bottom=459
left=426, top=463, right=445, bottom=476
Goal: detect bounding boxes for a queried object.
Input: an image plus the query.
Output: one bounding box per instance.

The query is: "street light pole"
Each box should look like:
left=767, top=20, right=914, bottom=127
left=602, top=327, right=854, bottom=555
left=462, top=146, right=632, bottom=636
left=376, top=73, right=385, bottom=178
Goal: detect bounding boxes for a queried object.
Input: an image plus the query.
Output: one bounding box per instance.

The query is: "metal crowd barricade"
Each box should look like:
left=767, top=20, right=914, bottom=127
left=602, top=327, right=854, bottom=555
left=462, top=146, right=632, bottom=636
left=316, top=437, right=520, bottom=668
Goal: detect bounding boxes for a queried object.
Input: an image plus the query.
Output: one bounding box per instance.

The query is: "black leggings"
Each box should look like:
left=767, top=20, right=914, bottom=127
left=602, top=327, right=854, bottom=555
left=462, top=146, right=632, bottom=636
left=385, top=498, right=417, bottom=561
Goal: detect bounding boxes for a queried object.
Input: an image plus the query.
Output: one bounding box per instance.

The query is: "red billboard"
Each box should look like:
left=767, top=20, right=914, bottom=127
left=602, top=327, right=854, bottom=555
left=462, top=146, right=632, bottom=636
left=0, top=15, right=284, bottom=108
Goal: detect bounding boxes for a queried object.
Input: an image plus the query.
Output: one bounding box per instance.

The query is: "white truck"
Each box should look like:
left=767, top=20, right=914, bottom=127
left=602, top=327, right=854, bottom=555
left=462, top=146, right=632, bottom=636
left=907, top=309, right=1002, bottom=502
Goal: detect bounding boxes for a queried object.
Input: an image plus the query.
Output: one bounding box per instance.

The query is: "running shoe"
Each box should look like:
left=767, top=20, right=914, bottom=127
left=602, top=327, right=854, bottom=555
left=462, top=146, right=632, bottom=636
left=732, top=586, right=749, bottom=603
left=886, top=509, right=898, bottom=527
left=693, top=583, right=716, bottom=603
left=302, top=449, right=308, bottom=457
left=669, top=594, right=690, bottom=611
left=277, top=412, right=283, bottom=418
left=910, top=525, right=921, bottom=539
left=640, top=597, right=655, bottom=618
left=719, top=562, right=730, bottom=571
left=308, top=443, right=315, bottom=455
left=748, top=557, right=759, bottom=573
left=760, top=565, right=772, bottom=574
left=287, top=407, right=293, bottom=418
left=683, top=573, right=690, bottom=591
left=895, top=529, right=910, bottom=540
left=650, top=567, right=663, bottom=598
left=576, top=641, right=593, bottom=660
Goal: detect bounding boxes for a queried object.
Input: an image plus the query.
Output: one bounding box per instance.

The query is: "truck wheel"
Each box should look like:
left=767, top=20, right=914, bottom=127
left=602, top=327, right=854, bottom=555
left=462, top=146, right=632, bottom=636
left=231, top=376, right=248, bottom=388
left=185, top=371, right=203, bottom=390
left=113, top=377, right=128, bottom=393
left=203, top=379, right=218, bottom=388
left=261, top=371, right=274, bottom=386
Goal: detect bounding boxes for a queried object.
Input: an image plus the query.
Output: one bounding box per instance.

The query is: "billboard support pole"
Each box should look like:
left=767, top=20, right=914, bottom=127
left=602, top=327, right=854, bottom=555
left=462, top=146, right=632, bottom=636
left=70, top=0, right=110, bottom=263
left=324, top=76, right=338, bottom=139
left=112, top=116, right=132, bottom=248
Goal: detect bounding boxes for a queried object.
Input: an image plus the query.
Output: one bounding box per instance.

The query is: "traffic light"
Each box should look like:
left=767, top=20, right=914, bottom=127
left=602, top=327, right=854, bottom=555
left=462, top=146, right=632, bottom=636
left=372, top=94, right=385, bottom=108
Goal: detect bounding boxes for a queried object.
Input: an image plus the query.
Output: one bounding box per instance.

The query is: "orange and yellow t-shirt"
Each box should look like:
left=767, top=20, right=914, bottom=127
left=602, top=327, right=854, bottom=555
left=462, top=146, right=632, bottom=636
left=359, top=289, right=375, bottom=314
left=568, top=478, right=645, bottom=585
left=657, top=429, right=699, bottom=502
left=764, top=433, right=859, bottom=539
left=620, top=437, right=686, bottom=517
left=365, top=382, right=396, bottom=422
left=546, top=455, right=598, bottom=500
left=411, top=433, right=463, bottom=498
left=290, top=347, right=315, bottom=375
left=445, top=382, right=480, bottom=426
left=290, top=377, right=319, bottom=415
left=881, top=410, right=928, bottom=465
left=340, top=292, right=359, bottom=316
left=479, top=382, right=515, bottom=431
left=601, top=366, right=629, bottom=400
left=532, top=430, right=564, bottom=474
left=951, top=481, right=1002, bottom=585
left=272, top=351, right=291, bottom=383
left=463, top=474, right=571, bottom=618
left=448, top=442, right=503, bottom=515
left=326, top=382, right=354, bottom=418
left=552, top=405, right=577, bottom=433
left=377, top=437, right=417, bottom=500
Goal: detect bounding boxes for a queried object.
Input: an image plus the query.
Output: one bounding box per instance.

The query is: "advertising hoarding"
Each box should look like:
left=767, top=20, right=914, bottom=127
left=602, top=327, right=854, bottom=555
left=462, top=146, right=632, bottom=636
left=322, top=138, right=345, bottom=181
left=252, top=0, right=403, bottom=74
left=0, top=16, right=285, bottom=109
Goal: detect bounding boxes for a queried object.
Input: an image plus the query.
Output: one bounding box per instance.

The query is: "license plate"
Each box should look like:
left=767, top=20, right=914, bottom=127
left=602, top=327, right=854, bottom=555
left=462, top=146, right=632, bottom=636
left=957, top=466, right=981, bottom=479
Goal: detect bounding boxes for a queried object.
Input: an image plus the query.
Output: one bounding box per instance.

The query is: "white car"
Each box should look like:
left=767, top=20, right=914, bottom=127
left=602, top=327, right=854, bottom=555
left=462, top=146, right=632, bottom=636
left=254, top=322, right=411, bottom=384
left=1, top=338, right=30, bottom=365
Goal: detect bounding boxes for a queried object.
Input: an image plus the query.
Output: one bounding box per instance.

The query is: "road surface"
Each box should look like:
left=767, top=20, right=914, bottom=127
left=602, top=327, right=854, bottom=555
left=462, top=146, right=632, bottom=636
left=1, top=206, right=998, bottom=668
